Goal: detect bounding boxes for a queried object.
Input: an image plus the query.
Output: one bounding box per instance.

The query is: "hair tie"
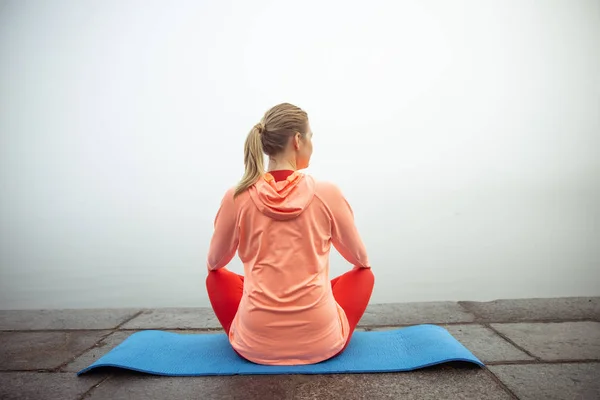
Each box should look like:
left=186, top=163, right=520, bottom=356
left=256, top=123, right=266, bottom=135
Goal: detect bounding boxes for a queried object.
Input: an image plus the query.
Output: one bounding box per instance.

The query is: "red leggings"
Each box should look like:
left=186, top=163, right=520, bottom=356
left=206, top=267, right=375, bottom=358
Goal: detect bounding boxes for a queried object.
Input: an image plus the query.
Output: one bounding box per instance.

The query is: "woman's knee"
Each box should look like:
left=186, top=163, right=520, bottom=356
left=352, top=267, right=375, bottom=286
left=206, top=268, right=244, bottom=294
left=206, top=268, right=219, bottom=284
left=206, top=268, right=228, bottom=292
left=206, top=267, right=232, bottom=281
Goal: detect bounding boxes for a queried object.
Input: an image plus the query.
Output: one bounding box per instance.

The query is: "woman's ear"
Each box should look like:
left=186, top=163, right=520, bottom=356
left=294, top=133, right=301, bottom=150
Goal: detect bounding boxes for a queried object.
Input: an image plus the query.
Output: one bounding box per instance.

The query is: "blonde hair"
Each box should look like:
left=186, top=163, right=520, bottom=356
left=234, top=103, right=308, bottom=198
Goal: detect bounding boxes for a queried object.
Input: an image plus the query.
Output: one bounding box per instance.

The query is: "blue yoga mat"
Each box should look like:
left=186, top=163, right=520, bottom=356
left=77, top=324, right=483, bottom=376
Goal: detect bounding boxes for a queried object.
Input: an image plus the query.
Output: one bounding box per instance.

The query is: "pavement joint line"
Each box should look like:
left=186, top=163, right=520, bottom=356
left=0, top=369, right=57, bottom=373
left=357, top=318, right=600, bottom=328
left=77, top=374, right=112, bottom=400
left=0, top=329, right=111, bottom=333
left=456, top=301, right=600, bottom=324
left=475, top=318, right=599, bottom=324
left=485, top=359, right=600, bottom=366
left=482, top=367, right=519, bottom=399
left=1, top=318, right=598, bottom=333
left=357, top=322, right=469, bottom=328
left=1, top=319, right=597, bottom=335
left=456, top=301, right=480, bottom=320
left=356, top=321, right=485, bottom=328
left=113, top=310, right=145, bottom=330
left=53, top=310, right=144, bottom=373
left=47, top=330, right=114, bottom=373
left=117, top=328, right=225, bottom=332
left=0, top=328, right=226, bottom=333
left=483, top=323, right=541, bottom=361
left=457, top=301, right=484, bottom=318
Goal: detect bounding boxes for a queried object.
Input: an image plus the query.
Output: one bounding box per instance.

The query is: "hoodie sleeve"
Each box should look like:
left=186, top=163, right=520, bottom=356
left=319, top=183, right=371, bottom=269
left=207, top=188, right=240, bottom=271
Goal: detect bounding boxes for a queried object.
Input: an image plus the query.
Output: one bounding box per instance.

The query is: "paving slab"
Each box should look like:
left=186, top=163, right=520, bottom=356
left=460, top=297, right=600, bottom=322
left=63, top=331, right=134, bottom=373
left=0, top=309, right=141, bottom=330
left=367, top=325, right=534, bottom=363
left=490, top=321, right=600, bottom=361
left=86, top=367, right=511, bottom=400
left=63, top=330, right=220, bottom=373
left=489, top=363, right=600, bottom=400
left=443, top=324, right=535, bottom=363
left=0, top=330, right=110, bottom=371
left=0, top=372, right=107, bottom=400
left=120, top=308, right=221, bottom=329
left=358, top=302, right=475, bottom=326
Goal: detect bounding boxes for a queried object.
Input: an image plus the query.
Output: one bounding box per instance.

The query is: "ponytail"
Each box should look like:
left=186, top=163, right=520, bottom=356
left=233, top=103, right=308, bottom=198
left=234, top=124, right=265, bottom=198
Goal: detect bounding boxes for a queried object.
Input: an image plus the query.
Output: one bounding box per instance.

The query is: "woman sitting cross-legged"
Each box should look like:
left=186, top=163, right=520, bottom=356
left=206, top=102, right=375, bottom=365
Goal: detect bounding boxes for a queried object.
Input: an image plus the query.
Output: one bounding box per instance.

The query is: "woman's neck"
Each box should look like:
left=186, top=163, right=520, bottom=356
left=267, top=157, right=296, bottom=172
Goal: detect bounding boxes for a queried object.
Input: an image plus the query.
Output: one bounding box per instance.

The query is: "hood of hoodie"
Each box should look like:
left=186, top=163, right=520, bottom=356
left=248, top=171, right=316, bottom=221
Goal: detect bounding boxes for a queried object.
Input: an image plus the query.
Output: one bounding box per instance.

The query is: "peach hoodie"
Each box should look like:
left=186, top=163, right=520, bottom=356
left=207, top=171, right=371, bottom=365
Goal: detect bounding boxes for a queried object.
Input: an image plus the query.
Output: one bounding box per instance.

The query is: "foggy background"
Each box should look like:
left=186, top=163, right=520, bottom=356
left=1, top=0, right=599, bottom=309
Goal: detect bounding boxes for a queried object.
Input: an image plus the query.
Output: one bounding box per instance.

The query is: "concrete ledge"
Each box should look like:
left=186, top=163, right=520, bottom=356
left=358, top=301, right=475, bottom=326
left=120, top=308, right=221, bottom=330
left=1, top=296, right=599, bottom=400
left=459, top=297, right=600, bottom=322
left=0, top=309, right=141, bottom=331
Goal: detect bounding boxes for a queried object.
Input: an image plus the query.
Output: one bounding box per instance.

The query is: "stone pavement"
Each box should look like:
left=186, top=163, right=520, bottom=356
left=1, top=297, right=599, bottom=399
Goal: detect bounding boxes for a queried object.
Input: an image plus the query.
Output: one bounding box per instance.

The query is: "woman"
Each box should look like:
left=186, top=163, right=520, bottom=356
left=206, top=103, right=374, bottom=365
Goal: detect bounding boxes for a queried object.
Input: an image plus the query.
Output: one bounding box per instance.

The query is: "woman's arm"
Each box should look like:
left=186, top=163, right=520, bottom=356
left=318, top=182, right=371, bottom=269
left=207, top=189, right=239, bottom=271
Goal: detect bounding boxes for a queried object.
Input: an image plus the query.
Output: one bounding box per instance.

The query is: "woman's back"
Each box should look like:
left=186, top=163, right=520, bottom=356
left=207, top=170, right=370, bottom=365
